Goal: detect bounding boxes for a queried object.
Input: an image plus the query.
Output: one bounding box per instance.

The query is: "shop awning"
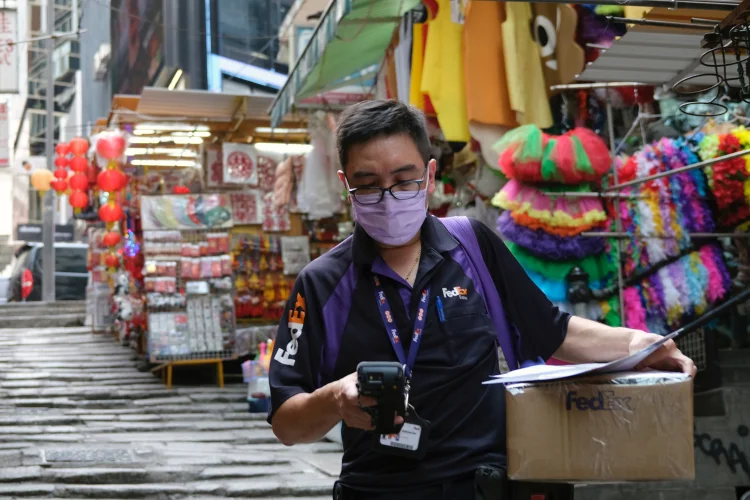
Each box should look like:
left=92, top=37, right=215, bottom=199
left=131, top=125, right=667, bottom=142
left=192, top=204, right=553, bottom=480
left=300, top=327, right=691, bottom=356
left=269, top=0, right=420, bottom=127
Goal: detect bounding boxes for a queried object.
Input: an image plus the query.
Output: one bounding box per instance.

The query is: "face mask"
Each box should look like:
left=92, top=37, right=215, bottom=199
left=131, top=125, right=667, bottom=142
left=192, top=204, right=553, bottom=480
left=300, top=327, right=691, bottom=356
left=351, top=177, right=428, bottom=247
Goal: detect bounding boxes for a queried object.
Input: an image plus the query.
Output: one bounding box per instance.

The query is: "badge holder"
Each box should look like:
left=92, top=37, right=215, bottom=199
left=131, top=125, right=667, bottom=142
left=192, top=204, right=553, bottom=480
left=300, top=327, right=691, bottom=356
left=372, top=379, right=431, bottom=459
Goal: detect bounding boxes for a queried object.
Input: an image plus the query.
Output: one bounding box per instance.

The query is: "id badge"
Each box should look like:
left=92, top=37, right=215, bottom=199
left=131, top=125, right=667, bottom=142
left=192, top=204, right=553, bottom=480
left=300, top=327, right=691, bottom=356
left=372, top=410, right=431, bottom=459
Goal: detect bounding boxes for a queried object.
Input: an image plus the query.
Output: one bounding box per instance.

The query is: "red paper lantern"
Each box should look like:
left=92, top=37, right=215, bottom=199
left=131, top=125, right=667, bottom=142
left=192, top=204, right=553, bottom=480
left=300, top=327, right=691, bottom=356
left=172, top=185, right=190, bottom=194
left=51, top=179, right=68, bottom=194
left=69, top=156, right=88, bottom=173
left=104, top=253, right=119, bottom=269
left=54, top=156, right=69, bottom=168
left=99, top=202, right=124, bottom=223
left=54, top=168, right=68, bottom=180
left=69, top=190, right=89, bottom=209
left=69, top=173, right=89, bottom=191
left=97, top=169, right=127, bottom=192
left=55, top=143, right=70, bottom=157
left=69, top=137, right=89, bottom=157
left=96, top=134, right=127, bottom=161
left=103, top=231, right=121, bottom=247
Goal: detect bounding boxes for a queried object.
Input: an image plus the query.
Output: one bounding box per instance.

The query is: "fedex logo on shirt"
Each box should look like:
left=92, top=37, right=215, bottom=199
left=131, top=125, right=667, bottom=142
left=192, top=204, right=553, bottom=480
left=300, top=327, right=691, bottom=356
left=442, top=286, right=468, bottom=300
left=275, top=293, right=306, bottom=367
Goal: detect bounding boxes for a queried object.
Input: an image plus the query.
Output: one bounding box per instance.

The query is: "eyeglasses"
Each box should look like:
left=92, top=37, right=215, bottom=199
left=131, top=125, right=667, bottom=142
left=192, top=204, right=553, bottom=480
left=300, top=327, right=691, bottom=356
left=346, top=169, right=427, bottom=205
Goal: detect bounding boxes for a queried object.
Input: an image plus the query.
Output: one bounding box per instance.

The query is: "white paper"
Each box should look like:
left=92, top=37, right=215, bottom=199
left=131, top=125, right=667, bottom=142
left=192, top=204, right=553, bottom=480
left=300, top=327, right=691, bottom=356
left=484, top=332, right=679, bottom=385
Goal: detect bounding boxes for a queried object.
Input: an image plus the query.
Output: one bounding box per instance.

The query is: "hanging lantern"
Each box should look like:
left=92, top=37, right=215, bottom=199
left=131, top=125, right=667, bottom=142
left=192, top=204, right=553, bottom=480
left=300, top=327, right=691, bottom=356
left=30, top=169, right=53, bottom=193
left=54, top=156, right=69, bottom=168
left=96, top=132, right=127, bottom=161
left=69, top=137, right=89, bottom=157
left=69, top=190, right=89, bottom=210
left=172, top=185, right=190, bottom=194
left=69, top=173, right=89, bottom=191
left=104, top=253, right=119, bottom=269
left=54, top=168, right=68, bottom=180
left=55, top=143, right=70, bottom=157
left=69, top=156, right=88, bottom=173
left=102, top=231, right=121, bottom=247
left=97, top=169, right=127, bottom=192
left=99, top=202, right=124, bottom=223
left=51, top=179, right=68, bottom=195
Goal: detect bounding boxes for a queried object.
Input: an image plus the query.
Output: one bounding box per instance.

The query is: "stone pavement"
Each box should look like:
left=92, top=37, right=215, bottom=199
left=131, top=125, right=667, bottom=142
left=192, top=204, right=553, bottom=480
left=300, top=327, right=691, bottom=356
left=0, top=326, right=342, bottom=499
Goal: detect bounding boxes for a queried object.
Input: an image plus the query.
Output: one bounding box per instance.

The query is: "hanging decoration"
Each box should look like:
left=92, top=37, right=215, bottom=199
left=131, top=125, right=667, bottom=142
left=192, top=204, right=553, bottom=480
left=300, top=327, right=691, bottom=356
left=65, top=137, right=90, bottom=213
left=52, top=142, right=70, bottom=196
left=30, top=169, right=53, bottom=193
left=95, top=130, right=129, bottom=231
left=493, top=124, right=611, bottom=184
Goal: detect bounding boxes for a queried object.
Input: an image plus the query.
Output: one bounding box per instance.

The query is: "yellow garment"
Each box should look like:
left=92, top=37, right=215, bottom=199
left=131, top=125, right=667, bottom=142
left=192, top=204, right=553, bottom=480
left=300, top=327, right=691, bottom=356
left=409, top=23, right=426, bottom=110
left=502, top=2, right=553, bottom=128
left=420, top=0, right=470, bottom=142
left=463, top=1, right=517, bottom=127
left=623, top=6, right=651, bottom=18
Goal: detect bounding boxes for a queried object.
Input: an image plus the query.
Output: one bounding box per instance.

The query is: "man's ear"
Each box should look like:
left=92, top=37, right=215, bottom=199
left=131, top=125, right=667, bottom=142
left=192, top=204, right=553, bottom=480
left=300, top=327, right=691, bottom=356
left=427, top=159, right=437, bottom=196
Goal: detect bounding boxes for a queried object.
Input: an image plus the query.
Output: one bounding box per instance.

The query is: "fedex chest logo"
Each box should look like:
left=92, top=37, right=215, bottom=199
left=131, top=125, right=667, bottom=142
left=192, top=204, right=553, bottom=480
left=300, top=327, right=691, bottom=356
left=442, top=286, right=468, bottom=300
left=565, top=391, right=633, bottom=412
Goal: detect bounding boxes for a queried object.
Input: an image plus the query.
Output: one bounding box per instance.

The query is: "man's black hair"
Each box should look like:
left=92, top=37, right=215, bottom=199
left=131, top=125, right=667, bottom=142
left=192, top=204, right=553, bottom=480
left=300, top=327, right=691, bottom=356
left=336, top=99, right=431, bottom=170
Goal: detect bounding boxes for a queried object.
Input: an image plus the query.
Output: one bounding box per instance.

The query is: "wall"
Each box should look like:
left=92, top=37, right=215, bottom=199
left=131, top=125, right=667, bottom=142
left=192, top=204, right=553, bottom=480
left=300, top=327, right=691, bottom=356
left=79, top=0, right=111, bottom=134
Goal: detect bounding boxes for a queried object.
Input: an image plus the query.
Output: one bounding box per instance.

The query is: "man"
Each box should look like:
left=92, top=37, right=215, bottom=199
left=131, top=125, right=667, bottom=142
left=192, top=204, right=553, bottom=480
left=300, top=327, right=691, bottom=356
left=268, top=100, right=696, bottom=499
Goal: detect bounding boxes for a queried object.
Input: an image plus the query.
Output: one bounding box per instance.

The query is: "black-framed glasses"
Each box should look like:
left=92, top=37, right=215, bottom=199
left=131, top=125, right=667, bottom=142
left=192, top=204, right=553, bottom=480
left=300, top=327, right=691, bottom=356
left=346, top=169, right=427, bottom=206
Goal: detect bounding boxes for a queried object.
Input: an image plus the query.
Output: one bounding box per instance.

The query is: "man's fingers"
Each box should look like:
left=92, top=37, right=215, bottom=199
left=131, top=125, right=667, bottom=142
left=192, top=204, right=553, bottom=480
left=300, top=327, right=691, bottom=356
left=358, top=396, right=377, bottom=407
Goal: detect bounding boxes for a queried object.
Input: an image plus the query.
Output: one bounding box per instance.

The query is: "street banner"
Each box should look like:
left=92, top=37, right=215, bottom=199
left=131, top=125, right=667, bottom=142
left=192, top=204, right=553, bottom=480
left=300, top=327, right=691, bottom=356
left=0, top=9, right=19, bottom=94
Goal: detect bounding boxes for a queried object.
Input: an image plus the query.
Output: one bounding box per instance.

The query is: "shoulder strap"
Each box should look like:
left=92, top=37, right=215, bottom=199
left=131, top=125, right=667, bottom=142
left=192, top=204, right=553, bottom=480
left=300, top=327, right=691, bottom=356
left=439, top=216, right=520, bottom=371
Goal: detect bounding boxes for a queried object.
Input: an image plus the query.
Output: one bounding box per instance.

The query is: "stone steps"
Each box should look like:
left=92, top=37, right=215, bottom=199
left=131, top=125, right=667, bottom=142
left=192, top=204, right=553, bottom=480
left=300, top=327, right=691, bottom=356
left=0, top=325, right=341, bottom=498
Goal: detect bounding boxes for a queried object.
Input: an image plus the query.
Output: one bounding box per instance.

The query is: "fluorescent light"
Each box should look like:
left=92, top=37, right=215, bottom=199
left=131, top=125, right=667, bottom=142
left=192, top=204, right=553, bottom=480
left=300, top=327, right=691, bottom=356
left=125, top=147, right=197, bottom=157
left=135, top=123, right=209, bottom=132
left=171, top=131, right=212, bottom=138
left=255, top=127, right=308, bottom=134
left=173, top=137, right=204, bottom=145
left=133, top=129, right=155, bottom=135
left=168, top=69, right=183, bottom=91
left=129, top=137, right=161, bottom=144
left=253, top=143, right=313, bottom=155
left=130, top=159, right=198, bottom=168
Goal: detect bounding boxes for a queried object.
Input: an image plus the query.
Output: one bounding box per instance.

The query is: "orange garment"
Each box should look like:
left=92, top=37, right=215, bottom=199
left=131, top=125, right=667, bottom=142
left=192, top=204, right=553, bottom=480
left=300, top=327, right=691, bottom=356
left=463, top=1, right=517, bottom=128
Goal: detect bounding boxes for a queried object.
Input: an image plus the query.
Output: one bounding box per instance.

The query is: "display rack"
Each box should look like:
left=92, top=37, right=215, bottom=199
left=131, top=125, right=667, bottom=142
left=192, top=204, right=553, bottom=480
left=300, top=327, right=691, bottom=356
left=141, top=194, right=237, bottom=388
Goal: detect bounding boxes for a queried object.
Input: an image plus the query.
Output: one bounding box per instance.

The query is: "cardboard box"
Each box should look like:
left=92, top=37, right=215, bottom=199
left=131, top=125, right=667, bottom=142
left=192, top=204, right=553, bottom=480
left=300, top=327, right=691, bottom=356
left=506, top=371, right=695, bottom=482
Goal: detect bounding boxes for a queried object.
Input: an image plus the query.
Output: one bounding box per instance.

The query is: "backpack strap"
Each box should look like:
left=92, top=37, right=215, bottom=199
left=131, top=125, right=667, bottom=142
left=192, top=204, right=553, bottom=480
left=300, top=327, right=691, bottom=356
left=439, top=216, right=520, bottom=371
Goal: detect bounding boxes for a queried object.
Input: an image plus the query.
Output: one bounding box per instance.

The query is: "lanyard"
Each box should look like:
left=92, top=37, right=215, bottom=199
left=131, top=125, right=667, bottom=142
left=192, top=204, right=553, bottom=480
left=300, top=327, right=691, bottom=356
left=373, top=275, right=430, bottom=382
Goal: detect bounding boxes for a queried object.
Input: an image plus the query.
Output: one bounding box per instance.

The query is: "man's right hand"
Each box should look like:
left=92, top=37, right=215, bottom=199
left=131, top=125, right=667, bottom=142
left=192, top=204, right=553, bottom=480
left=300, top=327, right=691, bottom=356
left=333, top=372, right=377, bottom=430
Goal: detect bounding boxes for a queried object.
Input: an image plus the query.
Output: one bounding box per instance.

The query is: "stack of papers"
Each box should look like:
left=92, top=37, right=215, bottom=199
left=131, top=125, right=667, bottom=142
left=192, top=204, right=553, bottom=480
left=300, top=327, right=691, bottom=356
left=484, top=332, right=678, bottom=385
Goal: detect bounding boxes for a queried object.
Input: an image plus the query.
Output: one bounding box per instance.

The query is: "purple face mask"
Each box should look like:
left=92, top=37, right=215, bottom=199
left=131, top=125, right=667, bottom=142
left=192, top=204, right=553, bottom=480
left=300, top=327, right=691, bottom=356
left=350, top=178, right=428, bottom=247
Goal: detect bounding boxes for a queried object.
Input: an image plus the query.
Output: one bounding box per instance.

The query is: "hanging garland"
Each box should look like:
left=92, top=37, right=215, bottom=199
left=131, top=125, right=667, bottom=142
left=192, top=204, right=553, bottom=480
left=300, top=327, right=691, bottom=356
left=497, top=211, right=605, bottom=260
left=505, top=241, right=616, bottom=283
left=493, top=124, right=612, bottom=184
left=492, top=180, right=607, bottom=230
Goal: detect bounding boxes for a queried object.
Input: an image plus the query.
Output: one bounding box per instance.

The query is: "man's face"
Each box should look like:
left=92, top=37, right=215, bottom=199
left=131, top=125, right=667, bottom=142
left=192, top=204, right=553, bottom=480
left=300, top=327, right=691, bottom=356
left=337, top=133, right=437, bottom=202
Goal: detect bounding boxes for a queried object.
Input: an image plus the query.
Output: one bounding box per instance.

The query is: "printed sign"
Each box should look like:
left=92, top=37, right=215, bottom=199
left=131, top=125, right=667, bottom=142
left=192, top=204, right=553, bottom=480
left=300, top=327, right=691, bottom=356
left=0, top=10, right=18, bottom=93
left=223, top=143, right=258, bottom=186
left=15, top=223, right=75, bottom=243
left=0, top=102, right=7, bottom=167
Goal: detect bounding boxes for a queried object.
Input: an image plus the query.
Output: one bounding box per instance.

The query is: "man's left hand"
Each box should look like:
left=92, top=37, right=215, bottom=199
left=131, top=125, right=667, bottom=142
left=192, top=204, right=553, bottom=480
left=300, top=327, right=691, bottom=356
left=629, top=331, right=697, bottom=377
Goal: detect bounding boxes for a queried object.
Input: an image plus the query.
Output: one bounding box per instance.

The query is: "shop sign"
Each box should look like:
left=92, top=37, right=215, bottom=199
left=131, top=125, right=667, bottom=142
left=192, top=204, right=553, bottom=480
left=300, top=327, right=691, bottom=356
left=16, top=223, right=75, bottom=243
left=0, top=9, right=19, bottom=94
left=0, top=101, right=8, bottom=167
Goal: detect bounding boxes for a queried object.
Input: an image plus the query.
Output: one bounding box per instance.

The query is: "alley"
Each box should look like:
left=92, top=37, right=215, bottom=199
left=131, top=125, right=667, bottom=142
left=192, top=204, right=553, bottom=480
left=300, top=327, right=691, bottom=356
left=0, top=326, right=340, bottom=499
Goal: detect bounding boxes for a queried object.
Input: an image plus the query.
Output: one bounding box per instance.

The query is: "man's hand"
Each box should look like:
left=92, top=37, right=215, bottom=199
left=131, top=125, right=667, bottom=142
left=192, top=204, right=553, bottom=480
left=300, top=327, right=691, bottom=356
left=333, top=372, right=405, bottom=431
left=629, top=331, right=697, bottom=377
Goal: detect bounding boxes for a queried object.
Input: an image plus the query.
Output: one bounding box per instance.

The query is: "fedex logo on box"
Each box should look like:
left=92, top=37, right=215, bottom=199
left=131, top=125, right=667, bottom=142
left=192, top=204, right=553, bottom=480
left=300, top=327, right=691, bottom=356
left=565, top=391, right=633, bottom=412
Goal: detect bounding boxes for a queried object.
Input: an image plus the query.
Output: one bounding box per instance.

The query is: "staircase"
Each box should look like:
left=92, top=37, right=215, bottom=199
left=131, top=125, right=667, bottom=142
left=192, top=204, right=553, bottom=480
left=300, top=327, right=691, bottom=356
left=0, top=326, right=340, bottom=499
left=0, top=301, right=87, bottom=328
